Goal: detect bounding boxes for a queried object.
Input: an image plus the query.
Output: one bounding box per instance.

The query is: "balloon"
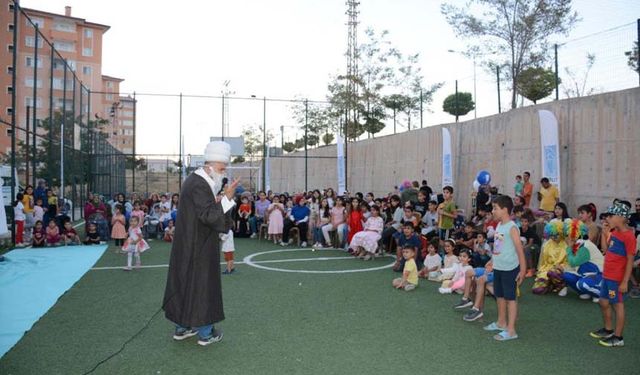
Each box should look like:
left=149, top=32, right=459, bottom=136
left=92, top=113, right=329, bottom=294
left=476, top=170, right=491, bottom=185
left=472, top=180, right=481, bottom=191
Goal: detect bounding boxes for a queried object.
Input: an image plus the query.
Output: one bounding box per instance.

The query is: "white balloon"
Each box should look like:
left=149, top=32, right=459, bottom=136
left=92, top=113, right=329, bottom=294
left=472, top=180, right=481, bottom=191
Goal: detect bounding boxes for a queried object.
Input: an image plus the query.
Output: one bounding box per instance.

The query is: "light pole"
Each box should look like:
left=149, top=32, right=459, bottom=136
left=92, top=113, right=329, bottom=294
left=448, top=49, right=477, bottom=119
left=251, top=94, right=267, bottom=192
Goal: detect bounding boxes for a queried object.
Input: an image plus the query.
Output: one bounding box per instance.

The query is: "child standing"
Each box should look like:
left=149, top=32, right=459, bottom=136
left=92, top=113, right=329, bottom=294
left=438, top=186, right=456, bottom=241
left=13, top=193, right=26, bottom=247
left=121, top=216, right=150, bottom=271
left=220, top=229, right=236, bottom=274
left=485, top=195, right=526, bottom=341
left=111, top=205, right=127, bottom=247
left=32, top=220, right=46, bottom=247
left=268, top=195, right=285, bottom=244
left=33, top=198, right=45, bottom=224
left=45, top=220, right=61, bottom=246
left=392, top=245, right=419, bottom=291
left=590, top=201, right=637, bottom=347
left=514, top=175, right=523, bottom=197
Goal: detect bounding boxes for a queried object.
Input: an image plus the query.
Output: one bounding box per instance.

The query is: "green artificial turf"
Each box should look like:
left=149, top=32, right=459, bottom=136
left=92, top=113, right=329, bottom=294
left=0, top=237, right=638, bottom=375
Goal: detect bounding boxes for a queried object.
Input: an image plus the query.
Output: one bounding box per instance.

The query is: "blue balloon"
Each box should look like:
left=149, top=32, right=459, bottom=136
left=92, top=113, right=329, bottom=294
left=476, top=170, right=491, bottom=185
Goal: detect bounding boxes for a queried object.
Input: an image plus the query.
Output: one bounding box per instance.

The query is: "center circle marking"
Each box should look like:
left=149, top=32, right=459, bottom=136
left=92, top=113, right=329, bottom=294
left=242, top=248, right=395, bottom=274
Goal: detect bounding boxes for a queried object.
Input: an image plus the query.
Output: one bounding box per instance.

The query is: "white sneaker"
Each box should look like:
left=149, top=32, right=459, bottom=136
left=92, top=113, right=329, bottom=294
left=558, top=287, right=568, bottom=297
left=438, top=287, right=452, bottom=294
left=280, top=241, right=287, bottom=247
left=592, top=297, right=600, bottom=303
left=579, top=293, right=591, bottom=300
left=250, top=233, right=257, bottom=239
left=301, top=241, right=307, bottom=247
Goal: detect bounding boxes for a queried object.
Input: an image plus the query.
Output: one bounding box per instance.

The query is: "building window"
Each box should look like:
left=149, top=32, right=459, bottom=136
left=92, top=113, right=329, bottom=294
left=106, top=81, right=113, bottom=89
left=26, top=17, right=45, bottom=28
left=26, top=56, right=43, bottom=69
left=9, top=3, right=15, bottom=12
left=7, top=66, right=13, bottom=74
left=8, top=44, right=14, bottom=52
left=25, top=36, right=43, bottom=48
left=84, top=28, right=93, bottom=38
left=6, top=107, right=12, bottom=116
left=24, top=97, right=43, bottom=108
left=122, top=120, right=133, bottom=127
left=106, top=94, right=113, bottom=100
left=6, top=129, right=12, bottom=136
left=82, top=47, right=92, bottom=57
left=52, top=78, right=74, bottom=90
left=53, top=40, right=74, bottom=52
left=25, top=78, right=43, bottom=88
left=8, top=24, right=14, bottom=32
left=82, top=66, right=92, bottom=75
left=54, top=21, right=75, bottom=33
left=6, top=86, right=12, bottom=94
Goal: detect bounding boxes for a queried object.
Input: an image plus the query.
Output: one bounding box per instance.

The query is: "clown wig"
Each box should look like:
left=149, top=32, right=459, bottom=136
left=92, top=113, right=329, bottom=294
left=563, top=218, right=588, bottom=241
left=543, top=219, right=565, bottom=240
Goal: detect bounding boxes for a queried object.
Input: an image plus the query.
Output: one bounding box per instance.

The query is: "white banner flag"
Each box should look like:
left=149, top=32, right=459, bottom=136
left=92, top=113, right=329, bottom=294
left=538, top=110, right=561, bottom=191
left=442, top=127, right=453, bottom=188
left=336, top=135, right=346, bottom=195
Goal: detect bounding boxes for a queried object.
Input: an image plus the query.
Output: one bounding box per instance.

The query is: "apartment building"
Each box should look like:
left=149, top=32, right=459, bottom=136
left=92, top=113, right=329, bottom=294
left=0, top=1, right=134, bottom=156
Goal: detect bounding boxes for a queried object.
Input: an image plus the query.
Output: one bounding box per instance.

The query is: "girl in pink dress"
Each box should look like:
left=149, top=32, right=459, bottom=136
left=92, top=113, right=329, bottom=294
left=267, top=195, right=285, bottom=244
left=111, top=205, right=127, bottom=247
left=45, top=220, right=61, bottom=246
left=349, top=205, right=384, bottom=260
left=122, top=216, right=150, bottom=271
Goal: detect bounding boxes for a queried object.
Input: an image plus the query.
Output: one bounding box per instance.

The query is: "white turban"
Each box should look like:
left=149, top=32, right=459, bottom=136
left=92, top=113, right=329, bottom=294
left=204, top=141, right=231, bottom=164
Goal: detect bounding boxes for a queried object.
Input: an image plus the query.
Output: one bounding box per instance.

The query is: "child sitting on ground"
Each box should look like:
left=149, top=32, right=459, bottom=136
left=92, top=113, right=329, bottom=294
left=84, top=222, right=101, bottom=245
left=164, top=219, right=175, bottom=242
left=121, top=216, right=150, bottom=271
left=45, top=219, right=61, bottom=246
left=419, top=239, right=442, bottom=279
left=473, top=231, right=492, bottom=267
left=62, top=221, right=81, bottom=245
left=32, top=220, right=46, bottom=248
left=392, top=245, right=419, bottom=291
left=439, top=249, right=474, bottom=294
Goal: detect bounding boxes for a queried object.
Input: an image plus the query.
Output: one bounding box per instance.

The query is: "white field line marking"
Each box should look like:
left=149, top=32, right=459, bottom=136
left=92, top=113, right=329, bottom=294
left=90, top=255, right=359, bottom=271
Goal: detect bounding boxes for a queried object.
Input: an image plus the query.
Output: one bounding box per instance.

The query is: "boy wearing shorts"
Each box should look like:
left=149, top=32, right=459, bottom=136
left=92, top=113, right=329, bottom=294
left=483, top=195, right=526, bottom=341
left=590, top=201, right=637, bottom=347
left=392, top=245, right=419, bottom=291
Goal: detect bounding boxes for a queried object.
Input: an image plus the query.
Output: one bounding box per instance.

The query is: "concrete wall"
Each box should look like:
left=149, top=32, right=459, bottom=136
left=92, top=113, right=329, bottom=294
left=268, top=87, right=640, bottom=214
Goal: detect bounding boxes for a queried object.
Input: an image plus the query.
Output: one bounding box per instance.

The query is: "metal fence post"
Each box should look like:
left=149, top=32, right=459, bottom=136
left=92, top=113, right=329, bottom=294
left=10, top=0, right=19, bottom=245
left=496, top=66, right=501, bottom=114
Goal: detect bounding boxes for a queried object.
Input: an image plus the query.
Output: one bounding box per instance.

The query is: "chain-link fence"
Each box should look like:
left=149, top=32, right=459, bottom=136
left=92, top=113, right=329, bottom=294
left=3, top=0, right=638, bottom=247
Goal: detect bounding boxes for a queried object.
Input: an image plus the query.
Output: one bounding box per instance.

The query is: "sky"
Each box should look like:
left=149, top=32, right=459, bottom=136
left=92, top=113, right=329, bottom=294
left=20, top=0, right=640, bottom=157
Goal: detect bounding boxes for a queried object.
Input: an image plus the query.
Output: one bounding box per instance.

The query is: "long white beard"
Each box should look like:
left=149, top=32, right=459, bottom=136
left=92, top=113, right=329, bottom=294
left=209, top=170, right=226, bottom=194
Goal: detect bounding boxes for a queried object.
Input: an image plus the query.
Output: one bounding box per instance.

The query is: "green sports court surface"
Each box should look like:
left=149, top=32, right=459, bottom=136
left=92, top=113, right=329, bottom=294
left=0, top=237, right=638, bottom=374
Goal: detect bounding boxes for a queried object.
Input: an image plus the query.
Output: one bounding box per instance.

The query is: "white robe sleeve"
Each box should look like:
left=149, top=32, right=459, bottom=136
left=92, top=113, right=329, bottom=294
left=221, top=196, right=236, bottom=214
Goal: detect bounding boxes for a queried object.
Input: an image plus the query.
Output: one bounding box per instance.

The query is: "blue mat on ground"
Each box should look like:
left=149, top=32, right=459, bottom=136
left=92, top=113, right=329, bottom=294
left=0, top=245, right=107, bottom=358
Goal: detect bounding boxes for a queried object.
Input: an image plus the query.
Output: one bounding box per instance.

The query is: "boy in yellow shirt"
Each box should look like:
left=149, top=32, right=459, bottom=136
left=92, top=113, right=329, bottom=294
left=393, top=245, right=419, bottom=291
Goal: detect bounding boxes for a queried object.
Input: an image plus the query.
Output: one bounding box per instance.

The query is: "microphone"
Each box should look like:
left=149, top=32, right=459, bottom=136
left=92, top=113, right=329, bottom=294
left=218, top=177, right=228, bottom=195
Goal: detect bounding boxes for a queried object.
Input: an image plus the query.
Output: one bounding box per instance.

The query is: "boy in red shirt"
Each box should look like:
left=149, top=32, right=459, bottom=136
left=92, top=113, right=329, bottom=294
left=590, top=201, right=637, bottom=347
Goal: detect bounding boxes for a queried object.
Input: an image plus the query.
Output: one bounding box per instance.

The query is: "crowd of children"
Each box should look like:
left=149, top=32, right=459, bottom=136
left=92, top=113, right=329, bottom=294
left=229, top=176, right=638, bottom=347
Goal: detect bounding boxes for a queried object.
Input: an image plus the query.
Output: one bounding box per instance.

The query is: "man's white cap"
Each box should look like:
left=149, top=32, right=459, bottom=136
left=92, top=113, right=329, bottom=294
left=204, top=141, right=231, bottom=164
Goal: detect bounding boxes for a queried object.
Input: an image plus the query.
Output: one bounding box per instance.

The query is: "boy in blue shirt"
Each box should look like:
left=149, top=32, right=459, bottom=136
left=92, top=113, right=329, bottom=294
left=483, top=195, right=526, bottom=341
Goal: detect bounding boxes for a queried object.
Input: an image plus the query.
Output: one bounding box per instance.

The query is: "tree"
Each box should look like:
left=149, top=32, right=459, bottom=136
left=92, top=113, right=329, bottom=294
left=624, top=41, right=638, bottom=73
left=125, top=156, right=147, bottom=171
left=516, top=67, right=557, bottom=104
left=282, top=142, right=296, bottom=153
left=240, top=126, right=274, bottom=162
left=232, top=156, right=245, bottom=164
left=442, top=92, right=475, bottom=122
left=322, top=133, right=334, bottom=146
left=442, top=0, right=579, bottom=109
left=562, top=53, right=598, bottom=98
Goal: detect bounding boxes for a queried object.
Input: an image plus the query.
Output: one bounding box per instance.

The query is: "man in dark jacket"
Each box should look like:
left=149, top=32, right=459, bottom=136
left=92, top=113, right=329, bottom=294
left=163, top=141, right=239, bottom=346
